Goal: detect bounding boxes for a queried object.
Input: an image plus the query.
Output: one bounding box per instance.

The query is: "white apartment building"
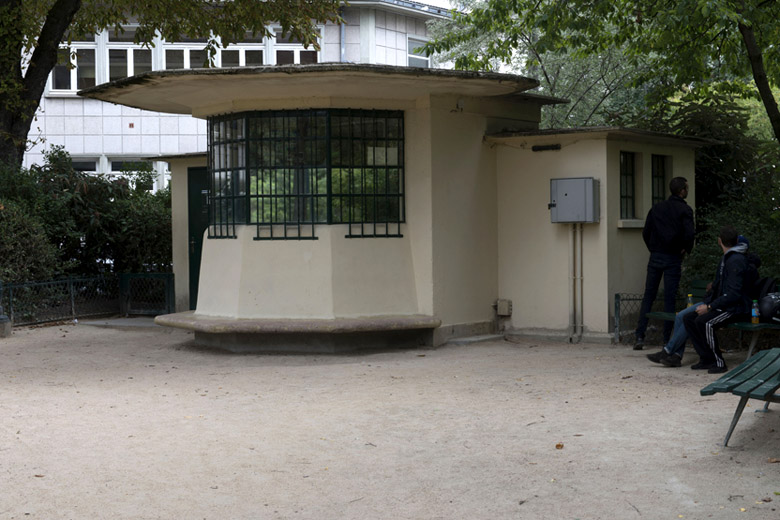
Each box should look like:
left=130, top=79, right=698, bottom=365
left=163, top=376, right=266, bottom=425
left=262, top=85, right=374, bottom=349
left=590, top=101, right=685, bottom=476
left=24, top=0, right=449, bottom=189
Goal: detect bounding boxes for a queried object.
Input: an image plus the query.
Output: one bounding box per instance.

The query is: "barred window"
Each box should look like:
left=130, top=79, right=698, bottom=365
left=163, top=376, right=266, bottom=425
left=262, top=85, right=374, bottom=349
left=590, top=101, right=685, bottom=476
left=619, top=151, right=635, bottom=219
left=208, top=109, right=405, bottom=239
left=651, top=154, right=667, bottom=204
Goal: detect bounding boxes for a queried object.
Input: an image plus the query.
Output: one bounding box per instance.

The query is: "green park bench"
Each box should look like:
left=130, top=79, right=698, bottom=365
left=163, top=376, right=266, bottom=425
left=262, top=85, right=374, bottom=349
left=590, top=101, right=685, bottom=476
left=700, top=348, right=780, bottom=446
left=645, top=279, right=780, bottom=358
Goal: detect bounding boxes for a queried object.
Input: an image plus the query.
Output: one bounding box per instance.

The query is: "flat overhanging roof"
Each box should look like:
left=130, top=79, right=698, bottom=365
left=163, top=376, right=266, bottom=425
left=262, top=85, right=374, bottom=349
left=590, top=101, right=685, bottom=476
left=78, top=63, right=541, bottom=116
left=486, top=126, right=720, bottom=148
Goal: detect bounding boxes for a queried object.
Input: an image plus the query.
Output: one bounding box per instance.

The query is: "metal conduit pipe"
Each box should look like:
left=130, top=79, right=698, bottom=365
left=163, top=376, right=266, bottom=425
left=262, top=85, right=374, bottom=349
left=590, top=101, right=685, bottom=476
left=568, top=223, right=576, bottom=341
left=576, top=223, right=584, bottom=342
left=339, top=7, right=346, bottom=62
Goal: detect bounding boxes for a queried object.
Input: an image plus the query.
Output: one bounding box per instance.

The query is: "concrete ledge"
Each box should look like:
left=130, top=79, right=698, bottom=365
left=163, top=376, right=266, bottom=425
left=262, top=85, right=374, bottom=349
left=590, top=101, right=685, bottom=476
left=155, top=311, right=442, bottom=353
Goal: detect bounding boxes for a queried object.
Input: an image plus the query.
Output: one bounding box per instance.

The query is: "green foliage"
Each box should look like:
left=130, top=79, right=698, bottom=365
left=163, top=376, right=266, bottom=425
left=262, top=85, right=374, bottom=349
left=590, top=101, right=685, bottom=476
left=0, top=147, right=172, bottom=282
left=0, top=199, right=59, bottom=283
left=683, top=174, right=780, bottom=287
left=427, top=0, right=655, bottom=128
left=427, top=0, right=780, bottom=143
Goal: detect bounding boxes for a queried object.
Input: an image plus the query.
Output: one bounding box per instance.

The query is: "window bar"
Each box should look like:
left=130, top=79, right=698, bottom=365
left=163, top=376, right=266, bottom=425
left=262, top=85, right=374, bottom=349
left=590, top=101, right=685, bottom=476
left=283, top=113, right=289, bottom=240
left=384, top=116, right=394, bottom=236
left=373, top=116, right=379, bottom=237
left=348, top=111, right=354, bottom=233
left=399, top=114, right=406, bottom=231
left=361, top=112, right=366, bottom=238
left=207, top=119, right=213, bottom=237
left=326, top=112, right=333, bottom=225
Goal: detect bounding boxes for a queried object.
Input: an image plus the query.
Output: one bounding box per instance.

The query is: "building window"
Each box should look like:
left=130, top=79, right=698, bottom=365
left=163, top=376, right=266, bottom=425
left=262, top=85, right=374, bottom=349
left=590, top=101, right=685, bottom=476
left=274, top=29, right=319, bottom=65
left=620, top=151, right=635, bottom=219
left=407, top=38, right=429, bottom=68
left=651, top=154, right=668, bottom=204
left=71, top=159, right=98, bottom=173
left=107, top=27, right=153, bottom=81
left=50, top=35, right=97, bottom=91
left=208, top=109, right=405, bottom=240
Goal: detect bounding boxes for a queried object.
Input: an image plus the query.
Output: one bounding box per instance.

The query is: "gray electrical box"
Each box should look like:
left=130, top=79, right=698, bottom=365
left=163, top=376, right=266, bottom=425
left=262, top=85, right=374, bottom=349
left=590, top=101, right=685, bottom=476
left=549, top=177, right=600, bottom=223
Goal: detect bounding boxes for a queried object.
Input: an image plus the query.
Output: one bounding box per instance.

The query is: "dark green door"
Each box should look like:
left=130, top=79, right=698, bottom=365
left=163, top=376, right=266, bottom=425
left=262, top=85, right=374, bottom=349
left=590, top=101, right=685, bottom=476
left=187, top=167, right=209, bottom=310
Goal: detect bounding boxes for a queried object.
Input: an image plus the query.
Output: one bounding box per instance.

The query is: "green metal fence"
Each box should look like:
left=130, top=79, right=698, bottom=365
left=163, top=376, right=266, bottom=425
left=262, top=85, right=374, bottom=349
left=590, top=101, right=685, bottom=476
left=0, top=273, right=173, bottom=326
left=614, top=292, right=682, bottom=345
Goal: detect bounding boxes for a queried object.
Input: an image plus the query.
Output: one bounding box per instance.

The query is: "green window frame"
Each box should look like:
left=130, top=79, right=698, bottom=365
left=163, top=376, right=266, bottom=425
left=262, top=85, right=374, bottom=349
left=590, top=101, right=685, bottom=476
left=620, top=151, right=635, bottom=219
left=651, top=154, right=667, bottom=205
left=208, top=109, right=405, bottom=240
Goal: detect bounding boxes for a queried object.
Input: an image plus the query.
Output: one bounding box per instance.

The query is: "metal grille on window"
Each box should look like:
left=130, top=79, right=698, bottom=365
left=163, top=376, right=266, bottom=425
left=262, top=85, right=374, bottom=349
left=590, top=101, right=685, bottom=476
left=620, top=151, right=635, bottom=219
left=651, top=154, right=667, bottom=205
left=207, top=109, right=405, bottom=240
left=330, top=110, right=404, bottom=238
left=208, top=116, right=245, bottom=238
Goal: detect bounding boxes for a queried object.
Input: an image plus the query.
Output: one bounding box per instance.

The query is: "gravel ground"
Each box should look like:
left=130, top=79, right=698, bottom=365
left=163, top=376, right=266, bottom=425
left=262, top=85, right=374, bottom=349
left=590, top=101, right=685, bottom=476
left=1, top=320, right=779, bottom=519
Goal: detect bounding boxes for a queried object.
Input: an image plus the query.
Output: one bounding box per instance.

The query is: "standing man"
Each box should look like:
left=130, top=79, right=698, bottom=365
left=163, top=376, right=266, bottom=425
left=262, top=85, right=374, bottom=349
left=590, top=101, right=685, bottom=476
left=634, top=176, right=695, bottom=350
left=683, top=225, right=757, bottom=374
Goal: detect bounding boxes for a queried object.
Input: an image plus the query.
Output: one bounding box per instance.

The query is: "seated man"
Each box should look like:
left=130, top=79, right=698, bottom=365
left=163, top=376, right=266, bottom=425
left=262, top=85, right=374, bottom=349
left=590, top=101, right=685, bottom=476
left=683, top=226, right=758, bottom=374
left=647, top=235, right=760, bottom=368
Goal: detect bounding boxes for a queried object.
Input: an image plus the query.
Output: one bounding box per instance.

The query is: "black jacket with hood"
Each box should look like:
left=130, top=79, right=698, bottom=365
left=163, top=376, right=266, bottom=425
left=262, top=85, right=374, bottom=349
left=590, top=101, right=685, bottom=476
left=704, top=243, right=758, bottom=314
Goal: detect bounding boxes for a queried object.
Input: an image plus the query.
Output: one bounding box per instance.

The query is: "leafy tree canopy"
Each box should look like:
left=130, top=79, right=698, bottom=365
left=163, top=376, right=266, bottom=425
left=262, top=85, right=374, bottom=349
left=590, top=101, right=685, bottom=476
left=427, top=0, right=780, bottom=142
left=1, top=0, right=341, bottom=169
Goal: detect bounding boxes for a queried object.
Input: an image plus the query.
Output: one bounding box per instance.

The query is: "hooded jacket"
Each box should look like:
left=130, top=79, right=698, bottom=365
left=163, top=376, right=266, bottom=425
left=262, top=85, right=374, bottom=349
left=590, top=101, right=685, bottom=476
left=705, top=243, right=758, bottom=314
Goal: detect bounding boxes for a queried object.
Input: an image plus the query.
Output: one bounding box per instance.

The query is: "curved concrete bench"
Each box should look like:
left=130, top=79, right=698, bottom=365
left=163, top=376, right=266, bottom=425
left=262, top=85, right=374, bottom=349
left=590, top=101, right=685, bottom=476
left=155, top=311, right=441, bottom=353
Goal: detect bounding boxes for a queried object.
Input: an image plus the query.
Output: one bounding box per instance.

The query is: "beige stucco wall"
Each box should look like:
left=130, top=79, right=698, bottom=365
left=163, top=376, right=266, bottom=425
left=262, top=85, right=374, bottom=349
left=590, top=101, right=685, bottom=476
left=495, top=135, right=609, bottom=338
left=427, top=95, right=536, bottom=336
left=195, top=225, right=419, bottom=319
left=167, top=155, right=207, bottom=312
left=495, top=132, right=697, bottom=340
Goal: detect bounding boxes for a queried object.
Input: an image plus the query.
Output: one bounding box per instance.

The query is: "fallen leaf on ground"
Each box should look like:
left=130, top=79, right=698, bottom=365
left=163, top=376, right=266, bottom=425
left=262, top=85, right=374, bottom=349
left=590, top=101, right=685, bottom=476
left=34, top=475, right=44, bottom=478
left=768, top=458, right=780, bottom=463
left=555, top=443, right=564, bottom=450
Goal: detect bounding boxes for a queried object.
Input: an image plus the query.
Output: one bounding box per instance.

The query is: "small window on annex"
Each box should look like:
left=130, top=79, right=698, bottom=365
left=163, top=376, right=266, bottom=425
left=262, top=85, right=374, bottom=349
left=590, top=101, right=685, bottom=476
left=620, top=151, right=636, bottom=219
left=651, top=154, right=668, bottom=204
left=208, top=109, right=405, bottom=240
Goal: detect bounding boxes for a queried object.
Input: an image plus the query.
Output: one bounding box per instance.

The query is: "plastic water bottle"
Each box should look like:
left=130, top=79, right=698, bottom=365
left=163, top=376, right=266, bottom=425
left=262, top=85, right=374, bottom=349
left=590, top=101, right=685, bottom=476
left=752, top=300, right=760, bottom=324
left=687, top=294, right=694, bottom=307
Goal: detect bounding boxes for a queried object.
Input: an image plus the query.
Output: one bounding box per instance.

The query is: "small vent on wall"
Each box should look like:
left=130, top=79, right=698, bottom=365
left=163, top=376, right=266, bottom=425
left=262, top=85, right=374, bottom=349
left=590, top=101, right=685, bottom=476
left=532, top=144, right=561, bottom=152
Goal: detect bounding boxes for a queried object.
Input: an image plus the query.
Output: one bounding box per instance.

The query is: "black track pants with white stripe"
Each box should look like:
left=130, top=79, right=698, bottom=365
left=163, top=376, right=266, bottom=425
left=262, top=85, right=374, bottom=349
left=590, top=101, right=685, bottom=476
left=682, top=309, right=734, bottom=368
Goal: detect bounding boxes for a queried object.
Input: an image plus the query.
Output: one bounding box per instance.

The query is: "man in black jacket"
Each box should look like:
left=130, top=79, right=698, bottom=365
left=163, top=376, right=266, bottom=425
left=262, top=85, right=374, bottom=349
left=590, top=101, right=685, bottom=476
left=634, top=177, right=695, bottom=349
left=683, top=225, right=758, bottom=374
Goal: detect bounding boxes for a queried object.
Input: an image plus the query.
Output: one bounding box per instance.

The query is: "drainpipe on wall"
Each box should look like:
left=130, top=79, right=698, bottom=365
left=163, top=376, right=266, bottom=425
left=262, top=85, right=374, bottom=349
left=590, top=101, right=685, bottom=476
left=568, top=224, right=576, bottom=341
left=568, top=223, right=585, bottom=343
left=576, top=223, right=584, bottom=342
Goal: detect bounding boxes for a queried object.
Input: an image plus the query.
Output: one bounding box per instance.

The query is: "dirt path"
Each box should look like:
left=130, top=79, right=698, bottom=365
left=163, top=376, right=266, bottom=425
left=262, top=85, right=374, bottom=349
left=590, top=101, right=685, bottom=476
left=1, top=321, right=779, bottom=519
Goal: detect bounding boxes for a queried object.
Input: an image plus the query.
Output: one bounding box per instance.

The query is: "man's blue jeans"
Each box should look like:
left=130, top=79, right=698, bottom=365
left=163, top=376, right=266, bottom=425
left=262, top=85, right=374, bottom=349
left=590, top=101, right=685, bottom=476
left=635, top=252, right=683, bottom=343
left=663, top=304, right=699, bottom=358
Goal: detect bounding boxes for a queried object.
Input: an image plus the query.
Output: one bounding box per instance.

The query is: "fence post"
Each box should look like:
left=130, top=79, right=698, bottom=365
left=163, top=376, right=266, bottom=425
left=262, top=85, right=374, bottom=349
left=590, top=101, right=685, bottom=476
left=0, top=281, right=10, bottom=337
left=165, top=273, right=174, bottom=314
left=68, top=277, right=76, bottom=321
left=119, top=274, right=129, bottom=316
left=614, top=293, right=620, bottom=344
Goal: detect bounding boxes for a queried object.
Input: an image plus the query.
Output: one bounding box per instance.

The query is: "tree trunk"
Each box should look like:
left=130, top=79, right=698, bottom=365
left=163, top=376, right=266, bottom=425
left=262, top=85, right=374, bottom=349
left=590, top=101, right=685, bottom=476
left=738, top=22, right=780, bottom=145
left=0, top=0, right=82, bottom=170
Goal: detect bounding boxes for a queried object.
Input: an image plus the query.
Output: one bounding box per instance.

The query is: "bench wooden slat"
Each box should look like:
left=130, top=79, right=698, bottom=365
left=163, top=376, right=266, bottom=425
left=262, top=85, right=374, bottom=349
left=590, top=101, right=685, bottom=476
left=645, top=311, right=675, bottom=321
left=700, top=349, right=774, bottom=396
left=733, top=353, right=780, bottom=399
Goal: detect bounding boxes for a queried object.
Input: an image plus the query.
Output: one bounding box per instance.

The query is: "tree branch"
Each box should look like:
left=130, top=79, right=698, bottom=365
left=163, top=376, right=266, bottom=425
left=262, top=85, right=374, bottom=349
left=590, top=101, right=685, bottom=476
left=738, top=21, right=780, bottom=142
